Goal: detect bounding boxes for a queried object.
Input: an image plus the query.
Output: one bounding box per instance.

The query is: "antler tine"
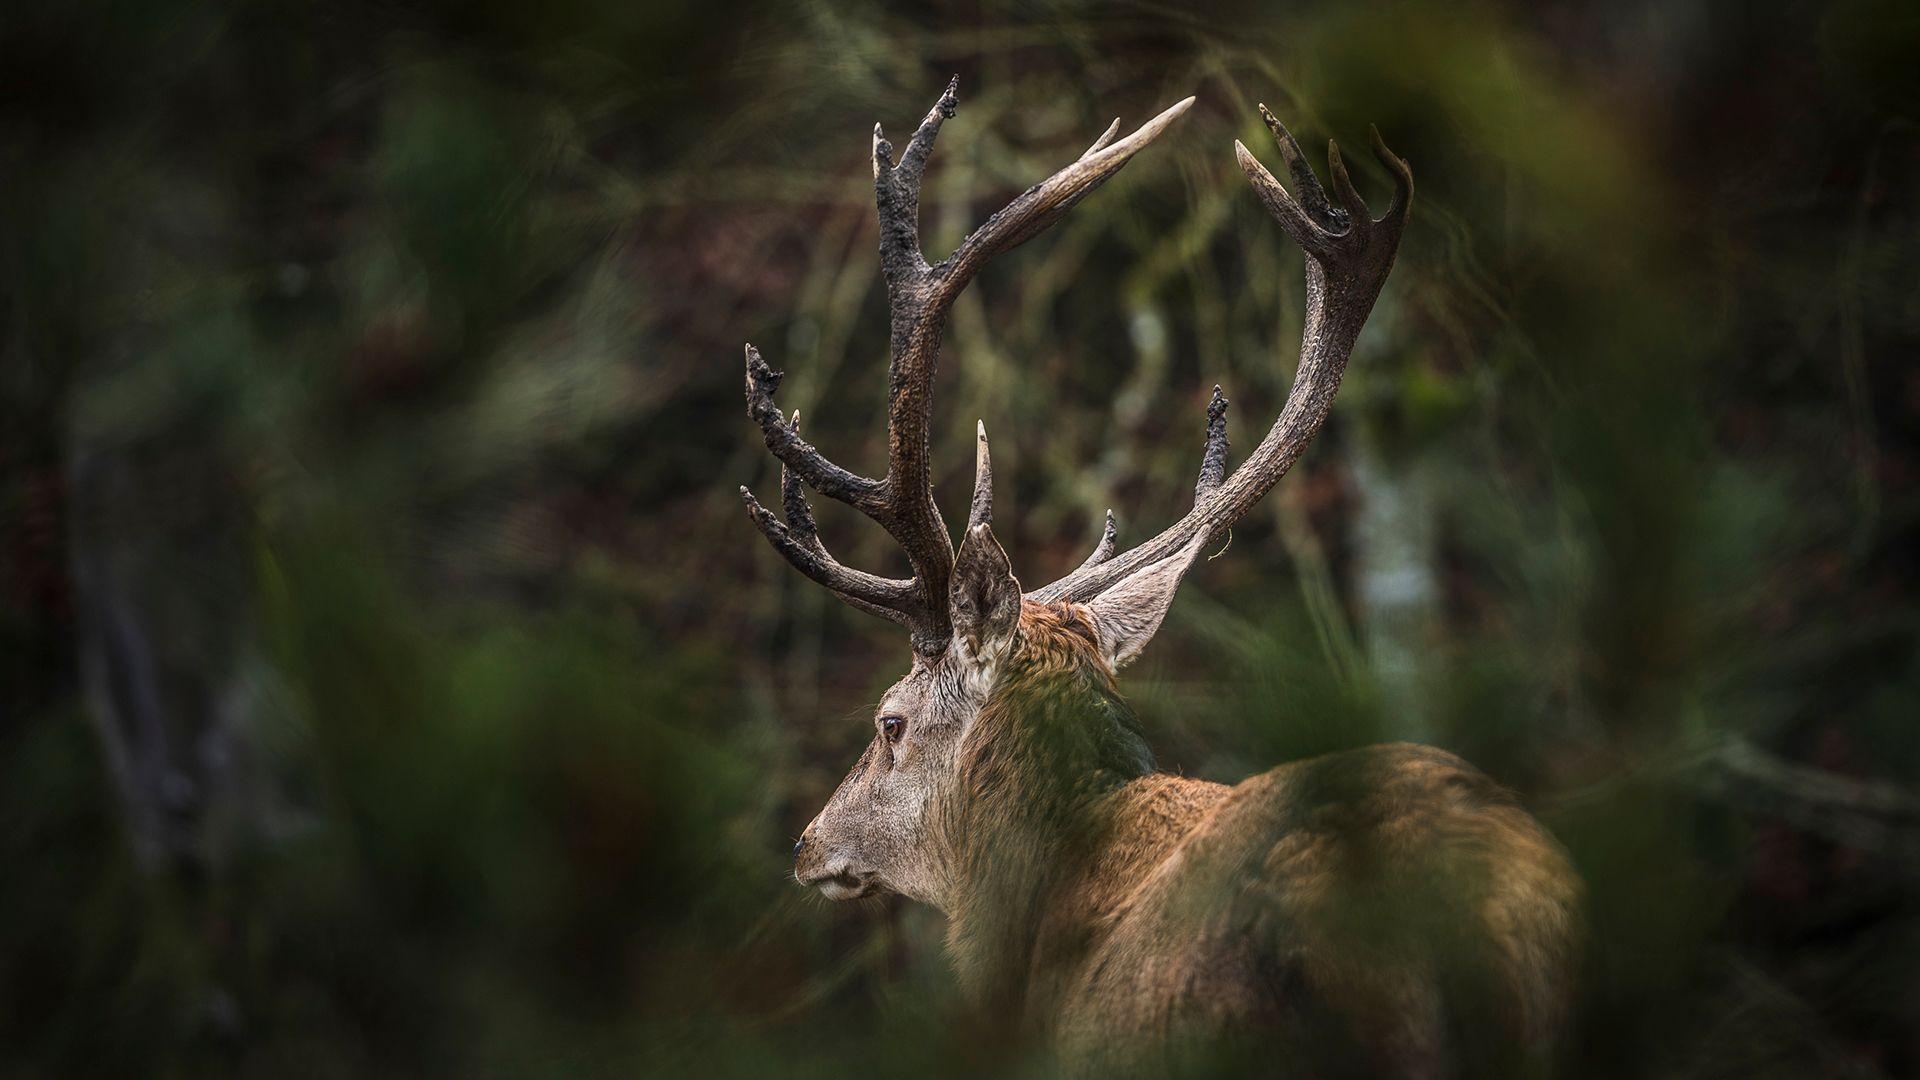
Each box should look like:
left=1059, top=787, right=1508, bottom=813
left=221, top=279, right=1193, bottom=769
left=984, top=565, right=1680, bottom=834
left=1256, top=104, right=1342, bottom=230
left=739, top=486, right=922, bottom=619
left=748, top=81, right=1193, bottom=653
left=1067, top=509, right=1120, bottom=577
left=745, top=345, right=886, bottom=513
left=1196, top=386, right=1229, bottom=499
left=779, top=409, right=818, bottom=539
left=1032, top=110, right=1411, bottom=605
left=942, top=95, right=1197, bottom=284
left=895, top=76, right=959, bottom=193
left=874, top=75, right=959, bottom=284
left=969, top=421, right=993, bottom=528
left=1369, top=124, right=1414, bottom=224
left=1084, top=118, right=1124, bottom=157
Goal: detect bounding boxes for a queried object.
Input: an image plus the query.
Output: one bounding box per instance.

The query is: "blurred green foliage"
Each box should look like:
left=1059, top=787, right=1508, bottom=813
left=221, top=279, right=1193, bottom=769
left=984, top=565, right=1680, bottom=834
left=3, top=0, right=1919, bottom=1076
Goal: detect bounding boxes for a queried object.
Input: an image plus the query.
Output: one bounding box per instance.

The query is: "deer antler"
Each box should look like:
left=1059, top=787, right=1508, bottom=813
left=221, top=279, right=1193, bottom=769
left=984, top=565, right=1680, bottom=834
left=743, top=79, right=1196, bottom=655
left=1031, top=106, right=1412, bottom=604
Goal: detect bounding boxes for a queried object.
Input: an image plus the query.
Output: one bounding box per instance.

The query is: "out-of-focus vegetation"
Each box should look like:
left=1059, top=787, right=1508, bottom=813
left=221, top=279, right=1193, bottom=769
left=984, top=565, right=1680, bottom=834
left=3, top=0, right=1918, bottom=1076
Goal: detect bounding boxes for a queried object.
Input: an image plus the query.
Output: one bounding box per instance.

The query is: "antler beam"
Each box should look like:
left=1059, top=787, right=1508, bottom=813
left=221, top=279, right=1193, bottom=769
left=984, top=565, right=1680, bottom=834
left=1031, top=107, right=1412, bottom=604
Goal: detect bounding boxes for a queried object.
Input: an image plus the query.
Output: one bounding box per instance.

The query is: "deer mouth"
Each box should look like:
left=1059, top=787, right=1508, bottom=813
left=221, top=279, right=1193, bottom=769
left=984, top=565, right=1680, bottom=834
left=802, top=869, right=877, bottom=901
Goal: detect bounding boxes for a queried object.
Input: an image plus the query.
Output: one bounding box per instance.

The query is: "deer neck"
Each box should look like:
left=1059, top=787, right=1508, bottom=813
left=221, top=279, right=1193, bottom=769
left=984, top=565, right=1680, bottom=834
left=937, top=665, right=1156, bottom=1017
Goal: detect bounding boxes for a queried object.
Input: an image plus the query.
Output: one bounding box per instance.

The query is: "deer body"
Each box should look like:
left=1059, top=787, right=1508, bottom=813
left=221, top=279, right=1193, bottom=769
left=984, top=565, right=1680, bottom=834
left=1051, top=753, right=1576, bottom=1077
left=748, top=80, right=1583, bottom=1075
left=857, top=602, right=1581, bottom=1077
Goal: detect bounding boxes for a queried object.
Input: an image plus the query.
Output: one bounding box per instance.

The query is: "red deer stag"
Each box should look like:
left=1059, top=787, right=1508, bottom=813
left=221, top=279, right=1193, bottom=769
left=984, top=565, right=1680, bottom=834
left=741, top=80, right=1582, bottom=1077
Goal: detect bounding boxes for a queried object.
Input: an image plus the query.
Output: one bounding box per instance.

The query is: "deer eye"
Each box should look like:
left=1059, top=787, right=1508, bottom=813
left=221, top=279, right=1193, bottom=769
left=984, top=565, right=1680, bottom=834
left=881, top=716, right=906, bottom=743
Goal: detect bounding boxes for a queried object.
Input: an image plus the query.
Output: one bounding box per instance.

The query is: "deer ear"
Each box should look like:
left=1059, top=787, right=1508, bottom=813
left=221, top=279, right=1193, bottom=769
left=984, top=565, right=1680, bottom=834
left=1085, top=537, right=1207, bottom=669
left=949, top=523, right=1021, bottom=671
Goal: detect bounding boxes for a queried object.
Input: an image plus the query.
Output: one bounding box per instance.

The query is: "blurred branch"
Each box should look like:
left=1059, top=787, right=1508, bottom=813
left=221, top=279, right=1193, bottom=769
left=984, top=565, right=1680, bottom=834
left=1712, top=955, right=1891, bottom=1080
left=1551, top=731, right=1920, bottom=875
left=1711, top=737, right=1920, bottom=864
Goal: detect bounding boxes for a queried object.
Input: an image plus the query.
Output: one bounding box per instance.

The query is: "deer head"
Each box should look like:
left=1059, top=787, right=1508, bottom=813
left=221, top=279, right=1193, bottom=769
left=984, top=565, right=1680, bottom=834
left=740, top=81, right=1411, bottom=909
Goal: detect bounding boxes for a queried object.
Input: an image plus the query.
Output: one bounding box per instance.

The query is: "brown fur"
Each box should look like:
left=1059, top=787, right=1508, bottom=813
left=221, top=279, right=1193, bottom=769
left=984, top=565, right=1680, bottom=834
left=938, top=603, right=1582, bottom=1078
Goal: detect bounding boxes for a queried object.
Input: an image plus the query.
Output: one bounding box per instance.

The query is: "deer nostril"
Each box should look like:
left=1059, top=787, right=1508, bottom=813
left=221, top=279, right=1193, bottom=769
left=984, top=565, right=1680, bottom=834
left=793, top=837, right=806, bottom=857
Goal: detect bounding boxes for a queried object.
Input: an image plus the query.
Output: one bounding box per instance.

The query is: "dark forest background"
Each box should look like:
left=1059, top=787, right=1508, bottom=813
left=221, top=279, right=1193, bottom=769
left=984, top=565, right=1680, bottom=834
left=3, top=0, right=1918, bottom=1076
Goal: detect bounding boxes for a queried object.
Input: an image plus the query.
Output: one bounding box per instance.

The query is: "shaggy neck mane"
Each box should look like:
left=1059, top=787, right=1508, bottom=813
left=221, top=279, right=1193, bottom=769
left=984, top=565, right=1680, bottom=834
left=942, top=602, right=1153, bottom=1018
